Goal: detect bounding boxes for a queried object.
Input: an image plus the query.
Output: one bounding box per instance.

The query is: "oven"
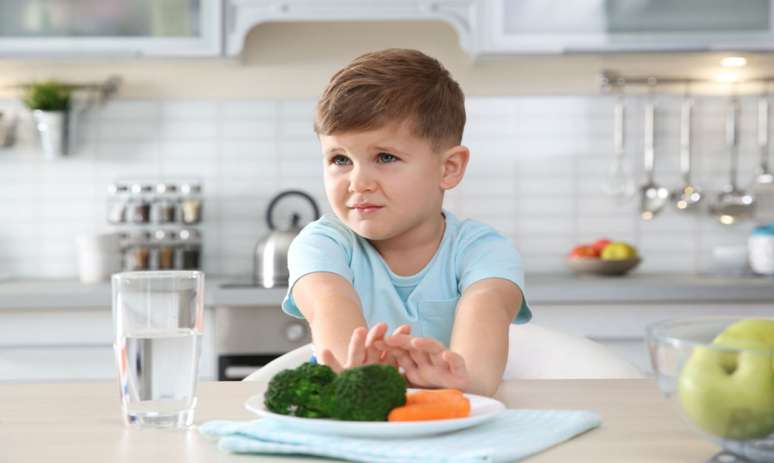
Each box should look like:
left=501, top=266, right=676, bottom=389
left=214, top=305, right=311, bottom=381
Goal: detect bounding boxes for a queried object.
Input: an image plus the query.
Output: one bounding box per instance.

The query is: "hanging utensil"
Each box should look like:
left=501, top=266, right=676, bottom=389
left=753, top=84, right=774, bottom=225
left=671, top=89, right=703, bottom=211
left=709, top=94, right=756, bottom=225
left=605, top=91, right=635, bottom=199
left=756, top=87, right=774, bottom=184
left=639, top=85, right=669, bottom=220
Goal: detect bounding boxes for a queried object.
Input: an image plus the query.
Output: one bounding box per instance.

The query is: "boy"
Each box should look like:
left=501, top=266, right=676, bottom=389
left=282, top=49, right=531, bottom=396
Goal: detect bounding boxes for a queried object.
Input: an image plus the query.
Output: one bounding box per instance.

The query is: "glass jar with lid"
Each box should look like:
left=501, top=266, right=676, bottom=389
left=124, top=231, right=151, bottom=271
left=151, top=183, right=178, bottom=224
left=106, top=182, right=129, bottom=224
left=150, top=229, right=176, bottom=270
left=179, top=182, right=203, bottom=225
left=127, top=183, right=152, bottom=224
left=175, top=228, right=201, bottom=270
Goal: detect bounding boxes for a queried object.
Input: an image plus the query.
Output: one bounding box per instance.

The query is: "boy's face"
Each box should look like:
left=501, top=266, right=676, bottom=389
left=319, top=121, right=464, bottom=242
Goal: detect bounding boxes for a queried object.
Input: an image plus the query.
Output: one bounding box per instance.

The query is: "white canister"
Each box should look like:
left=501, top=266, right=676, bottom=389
left=76, top=233, right=122, bottom=284
left=749, top=224, right=774, bottom=276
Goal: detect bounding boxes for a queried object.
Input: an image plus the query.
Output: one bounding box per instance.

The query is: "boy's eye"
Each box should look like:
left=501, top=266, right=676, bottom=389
left=331, top=155, right=351, bottom=166
left=377, top=152, right=398, bottom=163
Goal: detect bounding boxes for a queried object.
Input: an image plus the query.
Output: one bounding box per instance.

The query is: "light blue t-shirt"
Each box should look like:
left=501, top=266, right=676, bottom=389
left=282, top=210, right=531, bottom=347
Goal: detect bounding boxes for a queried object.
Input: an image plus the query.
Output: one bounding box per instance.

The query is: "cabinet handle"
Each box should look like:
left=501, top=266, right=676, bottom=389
left=587, top=336, right=643, bottom=343
left=0, top=343, right=112, bottom=350
left=224, top=366, right=260, bottom=380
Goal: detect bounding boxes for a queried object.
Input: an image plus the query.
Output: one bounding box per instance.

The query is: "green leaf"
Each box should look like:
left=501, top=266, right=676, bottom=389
left=22, top=80, right=72, bottom=111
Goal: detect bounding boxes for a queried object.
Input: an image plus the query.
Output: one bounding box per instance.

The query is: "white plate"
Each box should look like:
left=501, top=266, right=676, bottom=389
left=244, top=388, right=505, bottom=438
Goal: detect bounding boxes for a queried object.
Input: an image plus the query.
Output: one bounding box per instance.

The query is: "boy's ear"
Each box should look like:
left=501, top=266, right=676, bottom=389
left=439, top=145, right=470, bottom=190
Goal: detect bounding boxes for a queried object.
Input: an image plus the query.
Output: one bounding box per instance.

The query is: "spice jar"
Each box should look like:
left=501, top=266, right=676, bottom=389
left=124, top=231, right=151, bottom=271
left=151, top=183, right=178, bottom=224
left=179, top=183, right=202, bottom=224
left=106, top=183, right=129, bottom=224
left=150, top=229, right=176, bottom=270
left=128, top=183, right=152, bottom=224
left=175, top=228, right=201, bottom=270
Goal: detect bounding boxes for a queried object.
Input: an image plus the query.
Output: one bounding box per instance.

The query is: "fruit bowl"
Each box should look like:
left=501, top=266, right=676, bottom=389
left=646, top=317, right=774, bottom=462
left=566, top=257, right=641, bottom=276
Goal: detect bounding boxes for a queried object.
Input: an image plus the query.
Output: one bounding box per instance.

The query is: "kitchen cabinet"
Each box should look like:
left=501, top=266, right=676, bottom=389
left=0, top=306, right=217, bottom=383
left=4, top=0, right=774, bottom=58
left=478, top=0, right=774, bottom=54
left=224, top=0, right=478, bottom=56
left=0, top=0, right=222, bottom=57
left=531, top=302, right=774, bottom=374
left=226, top=0, right=774, bottom=57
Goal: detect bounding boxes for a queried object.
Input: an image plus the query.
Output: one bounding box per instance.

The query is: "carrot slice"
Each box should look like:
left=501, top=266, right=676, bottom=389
left=388, top=392, right=471, bottom=422
left=405, top=389, right=465, bottom=406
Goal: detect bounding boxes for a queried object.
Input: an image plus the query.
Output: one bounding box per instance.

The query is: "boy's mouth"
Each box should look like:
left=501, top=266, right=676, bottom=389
left=349, top=203, right=383, bottom=213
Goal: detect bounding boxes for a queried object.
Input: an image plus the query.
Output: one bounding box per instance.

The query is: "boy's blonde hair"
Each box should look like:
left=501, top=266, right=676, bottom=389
left=314, top=48, right=466, bottom=151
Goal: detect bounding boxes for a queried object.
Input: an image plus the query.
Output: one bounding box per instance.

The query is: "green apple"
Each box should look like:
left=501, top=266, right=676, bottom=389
left=714, top=319, right=774, bottom=349
left=678, top=319, right=774, bottom=440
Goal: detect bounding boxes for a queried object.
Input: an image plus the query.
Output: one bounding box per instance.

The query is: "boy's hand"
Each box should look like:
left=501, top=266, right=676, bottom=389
left=384, top=334, right=471, bottom=391
left=319, top=322, right=411, bottom=372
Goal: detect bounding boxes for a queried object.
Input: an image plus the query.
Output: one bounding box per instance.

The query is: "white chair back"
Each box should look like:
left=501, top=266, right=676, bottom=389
left=502, top=323, right=643, bottom=379
left=244, top=343, right=314, bottom=382
left=243, top=323, right=643, bottom=382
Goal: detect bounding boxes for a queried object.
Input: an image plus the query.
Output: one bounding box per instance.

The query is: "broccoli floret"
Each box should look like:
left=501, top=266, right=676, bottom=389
left=264, top=362, right=336, bottom=418
left=326, top=364, right=406, bottom=421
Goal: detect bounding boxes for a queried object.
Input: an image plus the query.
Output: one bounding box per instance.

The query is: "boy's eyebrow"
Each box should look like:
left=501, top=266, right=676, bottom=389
left=374, top=145, right=408, bottom=156
left=324, top=146, right=409, bottom=157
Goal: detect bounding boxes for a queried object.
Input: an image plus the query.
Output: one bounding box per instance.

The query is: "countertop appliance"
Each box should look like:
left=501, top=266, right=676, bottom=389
left=215, top=303, right=311, bottom=381
left=253, top=190, right=320, bottom=288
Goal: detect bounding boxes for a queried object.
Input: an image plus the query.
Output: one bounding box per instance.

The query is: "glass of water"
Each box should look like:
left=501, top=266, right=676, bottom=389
left=112, top=271, right=204, bottom=428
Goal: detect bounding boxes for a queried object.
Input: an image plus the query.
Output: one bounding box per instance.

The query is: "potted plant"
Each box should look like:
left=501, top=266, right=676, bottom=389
left=22, top=80, right=73, bottom=159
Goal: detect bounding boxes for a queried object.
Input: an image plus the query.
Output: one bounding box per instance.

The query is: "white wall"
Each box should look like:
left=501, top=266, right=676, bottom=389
left=0, top=94, right=768, bottom=278
left=1, top=21, right=773, bottom=278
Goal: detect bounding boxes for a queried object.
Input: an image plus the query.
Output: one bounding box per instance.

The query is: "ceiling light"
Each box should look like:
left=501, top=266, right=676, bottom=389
left=721, top=56, right=747, bottom=68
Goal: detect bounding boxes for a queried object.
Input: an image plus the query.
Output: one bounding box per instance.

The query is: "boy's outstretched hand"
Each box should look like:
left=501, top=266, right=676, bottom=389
left=319, top=322, right=411, bottom=372
left=319, top=324, right=472, bottom=393
left=383, top=334, right=471, bottom=391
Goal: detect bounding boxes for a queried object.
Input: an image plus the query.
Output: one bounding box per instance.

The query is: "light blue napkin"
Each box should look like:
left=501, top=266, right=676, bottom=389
left=199, top=409, right=601, bottom=463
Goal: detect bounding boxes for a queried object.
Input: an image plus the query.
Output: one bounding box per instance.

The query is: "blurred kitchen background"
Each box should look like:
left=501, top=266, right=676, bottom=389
left=1, top=0, right=773, bottom=383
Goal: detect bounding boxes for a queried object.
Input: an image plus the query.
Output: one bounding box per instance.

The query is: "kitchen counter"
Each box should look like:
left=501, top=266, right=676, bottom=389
left=524, top=272, right=774, bottom=303
left=0, top=277, right=286, bottom=310
left=0, top=273, right=773, bottom=310
left=0, top=379, right=717, bottom=463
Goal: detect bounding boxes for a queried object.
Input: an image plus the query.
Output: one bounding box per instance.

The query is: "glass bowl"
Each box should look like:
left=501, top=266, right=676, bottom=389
left=646, top=317, right=774, bottom=462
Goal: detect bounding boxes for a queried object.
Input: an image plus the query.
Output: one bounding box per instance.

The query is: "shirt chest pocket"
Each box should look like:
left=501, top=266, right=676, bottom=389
left=417, top=297, right=460, bottom=348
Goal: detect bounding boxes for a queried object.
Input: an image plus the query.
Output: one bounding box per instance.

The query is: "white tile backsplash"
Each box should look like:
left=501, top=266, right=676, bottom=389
left=0, top=95, right=769, bottom=278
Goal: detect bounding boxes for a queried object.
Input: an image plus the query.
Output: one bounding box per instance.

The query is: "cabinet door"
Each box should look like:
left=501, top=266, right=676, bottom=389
left=224, top=0, right=479, bottom=56
left=480, top=0, right=774, bottom=54
left=0, top=306, right=216, bottom=383
left=0, top=0, right=222, bottom=57
left=530, top=302, right=774, bottom=375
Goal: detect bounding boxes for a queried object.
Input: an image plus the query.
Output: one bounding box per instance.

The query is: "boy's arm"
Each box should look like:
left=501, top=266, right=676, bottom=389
left=292, top=272, right=367, bottom=366
left=449, top=277, right=522, bottom=396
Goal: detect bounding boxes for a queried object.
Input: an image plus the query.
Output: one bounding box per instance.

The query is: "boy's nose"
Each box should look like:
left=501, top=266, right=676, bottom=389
left=348, top=166, right=376, bottom=193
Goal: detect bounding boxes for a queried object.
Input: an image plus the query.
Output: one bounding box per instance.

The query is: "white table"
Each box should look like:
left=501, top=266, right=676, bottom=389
left=0, top=379, right=717, bottom=462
